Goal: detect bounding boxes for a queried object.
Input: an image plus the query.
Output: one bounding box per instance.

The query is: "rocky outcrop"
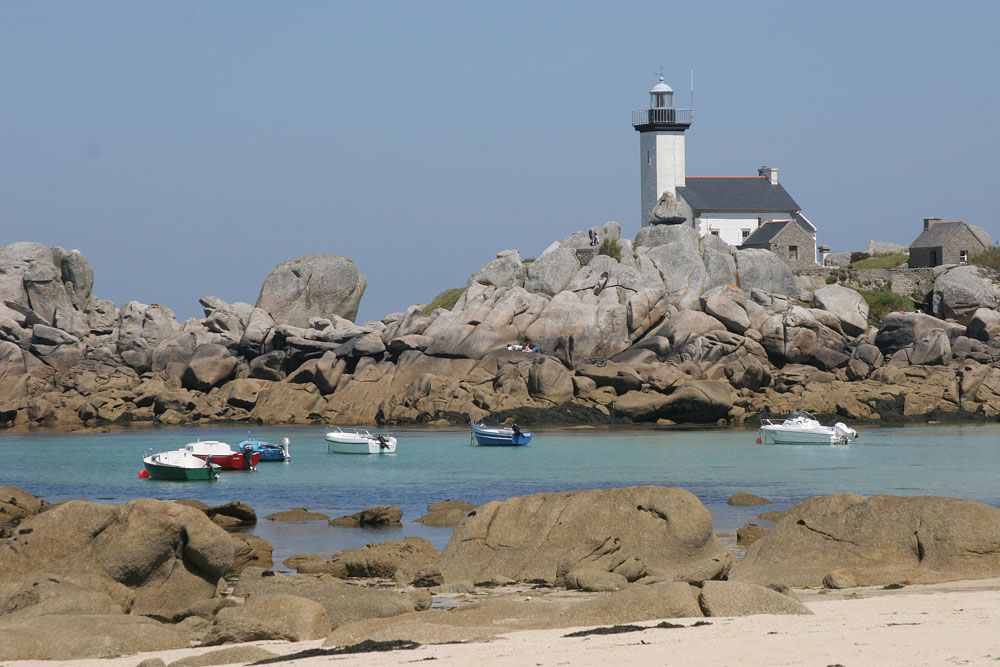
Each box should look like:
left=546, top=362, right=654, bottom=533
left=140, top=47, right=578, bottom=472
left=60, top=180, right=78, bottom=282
left=296, top=537, right=440, bottom=583
left=0, top=497, right=234, bottom=618
left=324, top=579, right=809, bottom=647
left=256, top=254, right=367, bottom=326
left=932, top=265, right=1000, bottom=323
left=438, top=486, right=734, bottom=585
left=3, top=231, right=1000, bottom=433
left=231, top=567, right=425, bottom=628
left=329, top=505, right=403, bottom=527
left=732, top=493, right=1000, bottom=587
left=201, top=594, right=330, bottom=645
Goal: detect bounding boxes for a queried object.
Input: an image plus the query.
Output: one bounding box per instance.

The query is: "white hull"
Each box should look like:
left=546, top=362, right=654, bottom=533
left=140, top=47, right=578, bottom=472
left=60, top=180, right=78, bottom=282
left=760, top=426, right=850, bottom=445
left=325, top=429, right=397, bottom=454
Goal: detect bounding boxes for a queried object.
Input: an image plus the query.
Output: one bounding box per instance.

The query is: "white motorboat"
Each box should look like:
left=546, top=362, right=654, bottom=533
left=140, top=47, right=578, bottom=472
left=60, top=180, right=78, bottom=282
left=325, top=427, right=397, bottom=454
left=758, top=411, right=858, bottom=445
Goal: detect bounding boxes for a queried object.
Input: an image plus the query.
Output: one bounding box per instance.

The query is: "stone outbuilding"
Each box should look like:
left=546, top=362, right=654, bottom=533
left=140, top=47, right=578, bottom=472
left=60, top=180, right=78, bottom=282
left=739, top=218, right=817, bottom=269
left=907, top=218, right=992, bottom=268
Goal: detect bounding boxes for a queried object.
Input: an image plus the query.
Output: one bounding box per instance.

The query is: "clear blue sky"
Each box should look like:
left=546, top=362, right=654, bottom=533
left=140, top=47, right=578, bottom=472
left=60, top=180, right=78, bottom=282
left=2, top=1, right=997, bottom=323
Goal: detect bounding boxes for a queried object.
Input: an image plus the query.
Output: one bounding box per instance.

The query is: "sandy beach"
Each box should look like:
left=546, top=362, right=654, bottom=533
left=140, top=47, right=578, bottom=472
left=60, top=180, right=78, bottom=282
left=5, top=579, right=999, bottom=667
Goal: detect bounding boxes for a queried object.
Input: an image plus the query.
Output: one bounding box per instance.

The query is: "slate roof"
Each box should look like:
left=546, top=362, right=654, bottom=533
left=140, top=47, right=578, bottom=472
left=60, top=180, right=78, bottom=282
left=678, top=176, right=801, bottom=213
left=741, top=219, right=812, bottom=246
left=909, top=221, right=979, bottom=249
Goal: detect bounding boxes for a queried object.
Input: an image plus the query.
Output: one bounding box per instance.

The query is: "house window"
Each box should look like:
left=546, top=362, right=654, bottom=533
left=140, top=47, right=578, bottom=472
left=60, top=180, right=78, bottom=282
left=741, top=228, right=751, bottom=241
left=960, top=250, right=969, bottom=263
left=710, top=229, right=720, bottom=237
left=788, top=245, right=798, bottom=260
left=647, top=151, right=651, bottom=166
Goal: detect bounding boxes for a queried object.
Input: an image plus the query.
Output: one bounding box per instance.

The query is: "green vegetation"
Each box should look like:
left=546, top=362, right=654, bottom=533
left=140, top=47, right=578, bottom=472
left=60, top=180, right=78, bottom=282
left=522, top=258, right=535, bottom=264
left=969, top=246, right=1000, bottom=271
left=422, top=288, right=464, bottom=315
left=858, top=284, right=915, bottom=326
left=848, top=252, right=909, bottom=270
left=598, top=237, right=622, bottom=262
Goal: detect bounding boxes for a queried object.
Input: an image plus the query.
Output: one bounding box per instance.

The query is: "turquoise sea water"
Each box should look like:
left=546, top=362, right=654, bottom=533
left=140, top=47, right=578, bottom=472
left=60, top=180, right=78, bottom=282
left=2, top=423, right=999, bottom=567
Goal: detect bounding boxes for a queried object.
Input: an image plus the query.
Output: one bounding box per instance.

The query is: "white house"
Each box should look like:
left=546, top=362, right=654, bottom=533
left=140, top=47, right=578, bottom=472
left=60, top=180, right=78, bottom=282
left=632, top=76, right=818, bottom=257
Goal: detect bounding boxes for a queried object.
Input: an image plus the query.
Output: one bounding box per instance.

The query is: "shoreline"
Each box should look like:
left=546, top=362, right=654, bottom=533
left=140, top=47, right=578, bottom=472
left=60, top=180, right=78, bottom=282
left=4, top=579, right=999, bottom=666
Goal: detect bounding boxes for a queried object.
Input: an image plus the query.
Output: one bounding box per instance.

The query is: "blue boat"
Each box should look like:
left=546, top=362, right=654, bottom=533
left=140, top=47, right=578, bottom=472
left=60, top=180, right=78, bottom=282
left=238, top=433, right=291, bottom=462
left=470, top=417, right=532, bottom=446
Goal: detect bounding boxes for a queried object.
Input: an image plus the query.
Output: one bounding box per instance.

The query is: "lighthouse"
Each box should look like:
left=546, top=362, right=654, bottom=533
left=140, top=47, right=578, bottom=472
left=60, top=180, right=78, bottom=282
left=632, top=75, right=692, bottom=227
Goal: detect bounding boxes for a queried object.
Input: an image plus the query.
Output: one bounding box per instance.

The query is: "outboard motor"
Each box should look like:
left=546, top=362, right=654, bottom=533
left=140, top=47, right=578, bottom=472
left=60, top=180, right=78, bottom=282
left=280, top=437, right=291, bottom=461
left=512, top=423, right=522, bottom=442
left=832, top=422, right=858, bottom=444
left=242, top=443, right=255, bottom=469
left=377, top=434, right=389, bottom=450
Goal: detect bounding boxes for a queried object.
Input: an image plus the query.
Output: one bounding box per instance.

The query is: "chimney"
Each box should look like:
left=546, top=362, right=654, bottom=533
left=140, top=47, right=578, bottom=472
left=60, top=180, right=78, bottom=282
left=923, top=217, right=941, bottom=230
left=758, top=165, right=778, bottom=185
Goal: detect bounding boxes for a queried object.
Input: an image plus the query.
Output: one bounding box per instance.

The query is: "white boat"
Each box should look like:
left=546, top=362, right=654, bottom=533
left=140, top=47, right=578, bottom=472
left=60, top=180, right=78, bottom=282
left=325, top=427, right=397, bottom=454
left=758, top=411, right=858, bottom=445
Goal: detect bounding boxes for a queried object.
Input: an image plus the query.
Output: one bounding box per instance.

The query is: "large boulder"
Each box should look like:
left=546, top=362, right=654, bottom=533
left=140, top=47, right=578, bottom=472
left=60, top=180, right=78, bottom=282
left=734, top=249, right=797, bottom=297
left=966, top=308, right=1000, bottom=342
left=732, top=493, right=1000, bottom=587
left=698, top=581, right=811, bottom=616
left=232, top=567, right=423, bottom=628
left=658, top=310, right=727, bottom=343
left=659, top=380, right=733, bottom=423
left=201, top=594, right=330, bottom=645
left=181, top=343, right=238, bottom=392
left=438, top=486, right=734, bottom=585
left=761, top=306, right=849, bottom=368
left=329, top=505, right=403, bottom=527
left=874, top=312, right=959, bottom=355
left=298, top=537, right=440, bottom=583
left=0, top=485, right=43, bottom=527
left=0, top=614, right=189, bottom=661
left=0, top=243, right=92, bottom=326
left=645, top=240, right=707, bottom=311
left=116, top=302, right=181, bottom=372
left=812, top=284, right=869, bottom=337
left=523, top=247, right=578, bottom=297
left=647, top=191, right=688, bottom=224
left=256, top=254, right=367, bottom=326
left=467, top=250, right=527, bottom=289
left=526, top=355, right=574, bottom=404
left=0, top=498, right=235, bottom=618
left=932, top=265, right=1000, bottom=323
left=0, top=573, right=126, bottom=621
left=700, top=285, right=751, bottom=334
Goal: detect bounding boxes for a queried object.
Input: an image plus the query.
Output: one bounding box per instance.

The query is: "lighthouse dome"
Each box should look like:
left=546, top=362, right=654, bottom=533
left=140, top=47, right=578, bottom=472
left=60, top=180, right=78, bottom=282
left=649, top=76, right=673, bottom=95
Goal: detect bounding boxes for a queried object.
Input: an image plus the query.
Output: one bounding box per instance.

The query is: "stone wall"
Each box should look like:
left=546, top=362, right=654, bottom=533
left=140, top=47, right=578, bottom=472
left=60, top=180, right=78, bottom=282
left=798, top=267, right=936, bottom=299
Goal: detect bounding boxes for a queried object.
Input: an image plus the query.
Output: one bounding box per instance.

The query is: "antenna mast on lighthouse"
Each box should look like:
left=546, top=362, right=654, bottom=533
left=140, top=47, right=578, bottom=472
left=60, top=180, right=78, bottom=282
left=690, top=69, right=695, bottom=117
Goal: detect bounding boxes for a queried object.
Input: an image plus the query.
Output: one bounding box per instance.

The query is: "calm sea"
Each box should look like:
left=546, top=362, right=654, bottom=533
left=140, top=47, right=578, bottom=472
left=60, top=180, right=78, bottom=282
left=2, top=423, right=999, bottom=567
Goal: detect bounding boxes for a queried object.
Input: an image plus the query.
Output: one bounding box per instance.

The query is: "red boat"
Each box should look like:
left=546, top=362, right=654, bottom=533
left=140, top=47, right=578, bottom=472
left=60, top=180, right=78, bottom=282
left=183, top=440, right=260, bottom=470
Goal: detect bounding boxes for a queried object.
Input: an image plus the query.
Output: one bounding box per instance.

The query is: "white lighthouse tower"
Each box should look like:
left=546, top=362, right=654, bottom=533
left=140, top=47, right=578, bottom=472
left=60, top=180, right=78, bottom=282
left=633, top=75, right=692, bottom=226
